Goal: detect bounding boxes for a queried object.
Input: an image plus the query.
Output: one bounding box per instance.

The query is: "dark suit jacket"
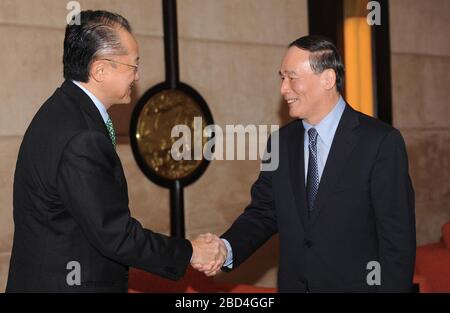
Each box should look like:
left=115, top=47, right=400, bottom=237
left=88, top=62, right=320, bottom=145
left=222, top=104, right=416, bottom=292
left=6, top=80, right=192, bottom=292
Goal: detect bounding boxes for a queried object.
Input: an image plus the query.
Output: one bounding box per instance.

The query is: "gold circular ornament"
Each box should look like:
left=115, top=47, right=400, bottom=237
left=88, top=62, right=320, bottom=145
left=130, top=83, right=214, bottom=187
left=136, top=89, right=208, bottom=180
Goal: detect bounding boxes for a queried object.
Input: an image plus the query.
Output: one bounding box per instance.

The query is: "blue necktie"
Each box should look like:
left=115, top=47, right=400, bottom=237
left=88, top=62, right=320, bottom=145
left=306, top=128, right=319, bottom=212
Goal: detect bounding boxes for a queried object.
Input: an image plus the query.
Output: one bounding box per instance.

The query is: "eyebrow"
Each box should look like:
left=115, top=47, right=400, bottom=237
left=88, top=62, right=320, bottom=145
left=135, top=56, right=140, bottom=63
left=278, top=70, right=298, bottom=76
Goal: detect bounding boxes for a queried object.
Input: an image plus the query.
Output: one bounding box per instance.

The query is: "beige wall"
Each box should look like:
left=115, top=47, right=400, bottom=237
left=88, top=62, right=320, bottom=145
left=0, top=0, right=307, bottom=291
left=389, top=0, right=450, bottom=245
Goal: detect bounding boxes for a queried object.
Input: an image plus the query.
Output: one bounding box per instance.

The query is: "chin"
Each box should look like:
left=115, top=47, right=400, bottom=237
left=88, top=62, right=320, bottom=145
left=118, top=96, right=131, bottom=105
left=288, top=108, right=304, bottom=119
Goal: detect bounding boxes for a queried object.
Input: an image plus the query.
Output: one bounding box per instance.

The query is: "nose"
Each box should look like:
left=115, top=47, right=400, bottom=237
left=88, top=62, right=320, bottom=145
left=134, top=70, right=140, bottom=81
left=280, top=78, right=290, bottom=96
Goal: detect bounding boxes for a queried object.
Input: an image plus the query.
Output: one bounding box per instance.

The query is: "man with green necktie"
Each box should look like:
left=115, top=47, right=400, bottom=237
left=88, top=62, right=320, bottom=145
left=6, top=10, right=225, bottom=293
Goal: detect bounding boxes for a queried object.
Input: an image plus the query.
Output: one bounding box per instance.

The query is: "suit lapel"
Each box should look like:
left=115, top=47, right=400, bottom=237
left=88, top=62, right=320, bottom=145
left=288, top=120, right=308, bottom=231
left=309, top=104, right=360, bottom=227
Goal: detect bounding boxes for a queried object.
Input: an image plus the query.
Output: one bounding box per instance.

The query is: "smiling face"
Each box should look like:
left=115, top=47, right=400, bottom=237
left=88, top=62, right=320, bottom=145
left=279, top=46, right=336, bottom=125
left=100, top=27, right=140, bottom=106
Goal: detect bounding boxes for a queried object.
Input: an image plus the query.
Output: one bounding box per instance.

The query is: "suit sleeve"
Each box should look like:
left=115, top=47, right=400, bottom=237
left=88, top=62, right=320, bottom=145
left=56, top=130, right=192, bottom=280
left=221, top=138, right=278, bottom=270
left=371, top=128, right=416, bottom=292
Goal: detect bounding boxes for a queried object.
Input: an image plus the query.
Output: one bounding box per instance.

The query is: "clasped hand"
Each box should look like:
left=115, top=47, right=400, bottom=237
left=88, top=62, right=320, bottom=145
left=190, top=233, right=227, bottom=276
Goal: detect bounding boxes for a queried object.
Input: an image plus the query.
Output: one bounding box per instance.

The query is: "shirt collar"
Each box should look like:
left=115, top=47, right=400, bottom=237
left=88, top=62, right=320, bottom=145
left=302, top=96, right=346, bottom=147
left=72, top=80, right=109, bottom=124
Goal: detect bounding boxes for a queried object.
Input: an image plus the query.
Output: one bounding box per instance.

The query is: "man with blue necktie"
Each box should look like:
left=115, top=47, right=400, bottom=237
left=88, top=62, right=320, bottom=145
left=197, top=36, right=416, bottom=293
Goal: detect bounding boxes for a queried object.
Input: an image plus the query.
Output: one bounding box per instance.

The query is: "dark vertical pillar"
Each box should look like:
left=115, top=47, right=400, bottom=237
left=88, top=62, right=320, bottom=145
left=372, top=0, right=392, bottom=125
left=170, top=180, right=185, bottom=238
left=308, top=0, right=392, bottom=125
left=307, top=0, right=344, bottom=56
left=163, top=0, right=185, bottom=238
left=163, top=0, right=179, bottom=88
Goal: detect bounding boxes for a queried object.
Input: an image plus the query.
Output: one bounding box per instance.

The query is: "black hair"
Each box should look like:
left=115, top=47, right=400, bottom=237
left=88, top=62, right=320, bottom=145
left=63, top=10, right=132, bottom=82
left=289, top=35, right=345, bottom=94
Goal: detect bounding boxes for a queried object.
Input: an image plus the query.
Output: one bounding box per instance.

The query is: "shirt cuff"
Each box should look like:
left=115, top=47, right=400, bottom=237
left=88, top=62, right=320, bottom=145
left=221, top=238, right=233, bottom=269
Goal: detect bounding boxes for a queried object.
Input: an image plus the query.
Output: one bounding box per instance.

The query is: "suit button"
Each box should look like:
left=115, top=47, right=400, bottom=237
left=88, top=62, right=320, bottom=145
left=304, top=239, right=313, bottom=248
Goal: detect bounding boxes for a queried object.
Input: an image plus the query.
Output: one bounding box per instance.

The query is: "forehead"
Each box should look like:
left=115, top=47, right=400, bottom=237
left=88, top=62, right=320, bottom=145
left=280, top=46, right=311, bottom=73
left=118, top=27, right=139, bottom=55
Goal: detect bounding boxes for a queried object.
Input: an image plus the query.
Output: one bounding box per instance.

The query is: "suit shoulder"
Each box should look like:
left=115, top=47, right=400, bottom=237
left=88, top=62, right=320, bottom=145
left=352, top=109, right=406, bottom=150
left=278, top=119, right=303, bottom=137
left=49, top=87, right=87, bottom=128
left=263, top=119, right=303, bottom=147
left=355, top=109, right=399, bottom=136
left=21, top=86, right=92, bottom=157
left=33, top=88, right=86, bottom=128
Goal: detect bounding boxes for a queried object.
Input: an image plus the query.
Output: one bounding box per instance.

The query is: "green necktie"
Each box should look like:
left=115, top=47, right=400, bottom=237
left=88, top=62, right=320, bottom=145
left=106, top=116, right=116, bottom=149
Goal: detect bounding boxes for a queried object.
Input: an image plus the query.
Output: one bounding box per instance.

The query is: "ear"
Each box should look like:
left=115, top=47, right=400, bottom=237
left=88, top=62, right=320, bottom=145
left=89, top=60, right=106, bottom=83
left=321, top=69, right=336, bottom=91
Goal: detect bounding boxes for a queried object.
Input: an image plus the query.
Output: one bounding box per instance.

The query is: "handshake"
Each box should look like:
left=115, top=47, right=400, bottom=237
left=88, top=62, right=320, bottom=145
left=189, top=233, right=227, bottom=276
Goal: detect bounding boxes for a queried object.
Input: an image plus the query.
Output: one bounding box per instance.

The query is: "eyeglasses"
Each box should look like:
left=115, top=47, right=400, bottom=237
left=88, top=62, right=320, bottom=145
left=100, top=58, right=139, bottom=74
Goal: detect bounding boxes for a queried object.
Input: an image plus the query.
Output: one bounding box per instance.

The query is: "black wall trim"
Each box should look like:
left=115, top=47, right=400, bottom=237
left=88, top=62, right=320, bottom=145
left=307, top=0, right=344, bottom=55
left=372, top=0, right=393, bottom=125
left=307, top=0, right=393, bottom=125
